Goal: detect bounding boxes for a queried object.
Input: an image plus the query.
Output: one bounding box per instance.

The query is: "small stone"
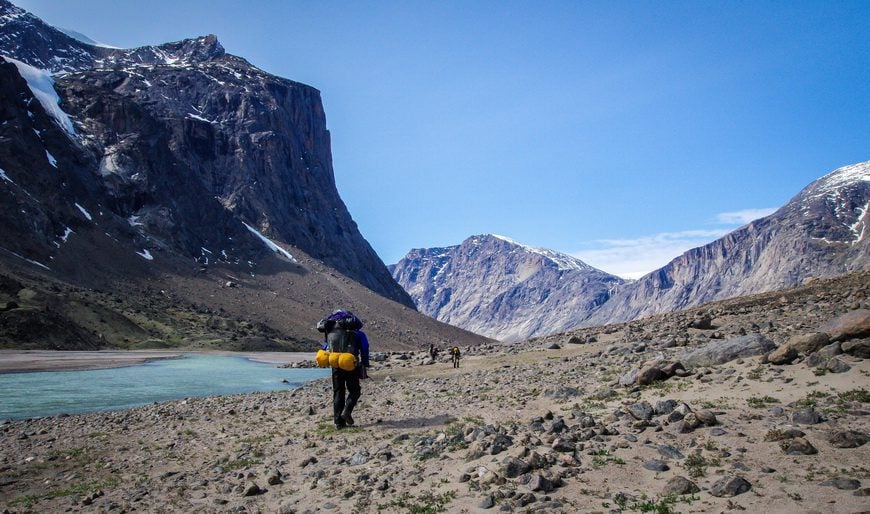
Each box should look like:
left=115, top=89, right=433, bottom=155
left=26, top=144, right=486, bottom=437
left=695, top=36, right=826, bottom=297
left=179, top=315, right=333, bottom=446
left=657, top=444, right=685, bottom=460
left=820, top=478, right=861, bottom=490
left=792, top=407, right=824, bottom=425
left=479, top=494, right=495, bottom=509
left=826, top=357, right=851, bottom=373
left=828, top=430, right=868, bottom=448
left=627, top=401, right=654, bottom=421
left=527, top=474, right=554, bottom=492
left=662, top=476, right=700, bottom=495
left=643, top=459, right=670, bottom=472
left=710, top=476, right=752, bottom=497
left=242, top=481, right=261, bottom=497
left=780, top=437, right=818, bottom=455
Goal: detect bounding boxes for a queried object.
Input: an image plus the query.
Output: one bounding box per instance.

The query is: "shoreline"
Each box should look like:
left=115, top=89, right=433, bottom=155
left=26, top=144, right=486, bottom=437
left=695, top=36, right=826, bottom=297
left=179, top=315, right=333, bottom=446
left=0, top=349, right=312, bottom=374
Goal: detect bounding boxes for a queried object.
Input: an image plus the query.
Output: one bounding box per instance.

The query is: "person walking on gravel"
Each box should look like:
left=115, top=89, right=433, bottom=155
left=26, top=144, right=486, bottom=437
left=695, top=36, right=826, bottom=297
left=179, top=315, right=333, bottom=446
left=316, top=310, right=370, bottom=429
left=451, top=345, right=461, bottom=368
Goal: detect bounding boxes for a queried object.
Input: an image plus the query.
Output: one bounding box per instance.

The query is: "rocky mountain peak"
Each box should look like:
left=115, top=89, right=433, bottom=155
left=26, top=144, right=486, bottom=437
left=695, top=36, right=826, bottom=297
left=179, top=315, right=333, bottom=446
left=391, top=234, right=623, bottom=341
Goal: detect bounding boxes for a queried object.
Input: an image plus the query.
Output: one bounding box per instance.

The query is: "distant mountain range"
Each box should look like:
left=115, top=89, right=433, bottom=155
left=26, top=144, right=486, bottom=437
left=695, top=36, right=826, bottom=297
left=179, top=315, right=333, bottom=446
left=392, top=161, right=870, bottom=340
left=0, top=0, right=491, bottom=351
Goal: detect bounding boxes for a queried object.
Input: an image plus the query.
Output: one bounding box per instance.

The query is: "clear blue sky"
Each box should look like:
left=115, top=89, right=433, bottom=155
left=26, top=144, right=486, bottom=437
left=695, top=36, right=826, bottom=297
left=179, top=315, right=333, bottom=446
left=15, top=0, right=870, bottom=278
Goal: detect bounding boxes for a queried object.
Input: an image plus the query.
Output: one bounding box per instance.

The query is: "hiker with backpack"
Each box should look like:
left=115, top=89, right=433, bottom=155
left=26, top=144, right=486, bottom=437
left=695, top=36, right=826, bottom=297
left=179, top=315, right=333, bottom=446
left=451, top=345, right=461, bottom=368
left=315, top=309, right=370, bottom=429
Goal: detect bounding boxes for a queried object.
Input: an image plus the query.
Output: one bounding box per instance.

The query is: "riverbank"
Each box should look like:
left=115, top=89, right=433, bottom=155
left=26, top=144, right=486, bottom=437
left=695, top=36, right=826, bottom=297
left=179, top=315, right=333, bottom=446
left=1, top=275, right=868, bottom=512
left=0, top=350, right=311, bottom=374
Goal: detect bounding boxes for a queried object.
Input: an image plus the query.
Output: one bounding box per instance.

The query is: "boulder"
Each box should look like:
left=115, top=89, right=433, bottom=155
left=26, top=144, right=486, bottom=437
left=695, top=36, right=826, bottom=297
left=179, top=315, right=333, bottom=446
left=828, top=430, right=869, bottom=448
left=681, top=334, right=775, bottom=368
left=636, top=360, right=686, bottom=385
left=768, top=344, right=798, bottom=365
left=619, top=367, right=639, bottom=387
left=819, top=309, right=870, bottom=342
left=792, top=407, right=825, bottom=425
left=842, top=340, right=870, bottom=359
left=787, top=332, right=831, bottom=354
left=627, top=401, right=654, bottom=421
left=780, top=437, right=818, bottom=455
left=662, top=476, right=700, bottom=495
left=710, top=476, right=752, bottom=497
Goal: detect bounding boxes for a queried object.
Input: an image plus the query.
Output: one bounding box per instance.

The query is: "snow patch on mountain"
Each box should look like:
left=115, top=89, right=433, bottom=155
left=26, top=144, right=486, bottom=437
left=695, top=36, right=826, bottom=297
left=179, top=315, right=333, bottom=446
left=492, top=234, right=593, bottom=271
left=6, top=57, right=75, bottom=135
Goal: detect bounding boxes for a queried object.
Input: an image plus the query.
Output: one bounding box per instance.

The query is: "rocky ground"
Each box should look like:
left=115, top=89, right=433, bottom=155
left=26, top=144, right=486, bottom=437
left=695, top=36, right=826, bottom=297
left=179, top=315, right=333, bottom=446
left=1, top=271, right=869, bottom=513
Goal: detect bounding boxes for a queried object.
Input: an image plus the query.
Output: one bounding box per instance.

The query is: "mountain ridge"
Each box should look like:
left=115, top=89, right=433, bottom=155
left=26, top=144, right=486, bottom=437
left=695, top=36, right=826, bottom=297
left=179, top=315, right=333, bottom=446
left=391, top=234, right=624, bottom=341
left=393, top=160, right=870, bottom=340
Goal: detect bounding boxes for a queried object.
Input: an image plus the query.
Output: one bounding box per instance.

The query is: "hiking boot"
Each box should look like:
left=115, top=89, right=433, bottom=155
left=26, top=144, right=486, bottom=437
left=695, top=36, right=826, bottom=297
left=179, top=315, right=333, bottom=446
left=341, top=411, right=354, bottom=426
left=335, top=418, right=346, bottom=429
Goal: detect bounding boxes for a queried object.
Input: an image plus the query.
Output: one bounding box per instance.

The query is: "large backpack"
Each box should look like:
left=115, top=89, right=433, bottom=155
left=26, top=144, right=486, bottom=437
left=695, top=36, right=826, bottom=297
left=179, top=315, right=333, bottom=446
left=315, top=310, right=363, bottom=371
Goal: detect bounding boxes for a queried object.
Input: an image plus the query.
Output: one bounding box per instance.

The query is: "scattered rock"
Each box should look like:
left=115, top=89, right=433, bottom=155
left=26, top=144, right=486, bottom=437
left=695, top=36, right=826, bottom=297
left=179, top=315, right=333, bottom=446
left=787, top=332, right=831, bottom=354
left=841, top=340, right=870, bottom=358
left=819, top=309, right=870, bottom=342
left=627, top=401, right=654, bottom=421
left=792, top=407, right=824, bottom=425
left=780, top=437, right=818, bottom=455
left=662, top=476, right=700, bottom=495
left=828, top=430, right=869, bottom=448
left=710, top=476, right=752, bottom=497
left=642, top=459, right=670, bottom=472
left=681, top=334, right=776, bottom=368
left=820, top=478, right=861, bottom=490
left=242, top=481, right=262, bottom=497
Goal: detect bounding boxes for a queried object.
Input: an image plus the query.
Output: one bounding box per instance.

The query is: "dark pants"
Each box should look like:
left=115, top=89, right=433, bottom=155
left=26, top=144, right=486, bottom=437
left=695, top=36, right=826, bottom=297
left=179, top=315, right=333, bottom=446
left=332, top=368, right=361, bottom=425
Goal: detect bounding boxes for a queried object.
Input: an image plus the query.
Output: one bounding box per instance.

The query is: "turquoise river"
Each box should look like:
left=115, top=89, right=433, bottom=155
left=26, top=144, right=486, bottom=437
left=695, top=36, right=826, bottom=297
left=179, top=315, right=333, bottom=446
left=0, top=354, right=330, bottom=420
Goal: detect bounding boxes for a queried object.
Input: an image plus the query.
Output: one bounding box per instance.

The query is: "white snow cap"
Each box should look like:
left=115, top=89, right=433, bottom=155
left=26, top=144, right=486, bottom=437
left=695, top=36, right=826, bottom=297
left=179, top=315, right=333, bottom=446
left=490, top=234, right=593, bottom=272
left=5, top=57, right=76, bottom=136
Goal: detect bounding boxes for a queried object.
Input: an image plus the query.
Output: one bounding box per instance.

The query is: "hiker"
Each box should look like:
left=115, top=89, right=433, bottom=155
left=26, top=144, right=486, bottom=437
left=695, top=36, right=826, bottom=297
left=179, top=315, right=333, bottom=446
left=451, top=345, right=461, bottom=368
left=429, top=343, right=439, bottom=360
left=315, top=309, right=370, bottom=429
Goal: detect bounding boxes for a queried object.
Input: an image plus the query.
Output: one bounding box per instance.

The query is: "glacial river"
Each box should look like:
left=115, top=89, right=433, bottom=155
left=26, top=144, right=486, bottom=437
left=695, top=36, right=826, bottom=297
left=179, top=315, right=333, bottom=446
left=0, top=354, right=330, bottom=420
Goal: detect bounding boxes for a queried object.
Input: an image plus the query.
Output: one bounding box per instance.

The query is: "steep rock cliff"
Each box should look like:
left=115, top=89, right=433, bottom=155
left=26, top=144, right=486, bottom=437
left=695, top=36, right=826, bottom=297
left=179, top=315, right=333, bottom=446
left=0, top=0, right=413, bottom=308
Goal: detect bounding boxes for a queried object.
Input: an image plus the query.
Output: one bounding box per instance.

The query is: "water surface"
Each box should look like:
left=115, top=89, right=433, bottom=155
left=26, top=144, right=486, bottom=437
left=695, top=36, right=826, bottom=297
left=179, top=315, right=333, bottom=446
left=0, top=355, right=329, bottom=420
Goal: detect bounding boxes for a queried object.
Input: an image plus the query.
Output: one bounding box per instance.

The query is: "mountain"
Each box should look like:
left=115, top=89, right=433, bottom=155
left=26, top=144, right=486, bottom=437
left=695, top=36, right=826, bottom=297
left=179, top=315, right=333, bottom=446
left=390, top=234, right=624, bottom=341
left=0, top=1, right=492, bottom=351
left=393, top=161, right=869, bottom=341
left=586, top=160, right=870, bottom=325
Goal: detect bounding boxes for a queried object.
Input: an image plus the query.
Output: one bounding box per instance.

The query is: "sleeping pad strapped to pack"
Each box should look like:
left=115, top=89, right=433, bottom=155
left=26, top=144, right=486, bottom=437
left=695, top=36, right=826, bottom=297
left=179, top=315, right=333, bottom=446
left=315, top=312, right=363, bottom=371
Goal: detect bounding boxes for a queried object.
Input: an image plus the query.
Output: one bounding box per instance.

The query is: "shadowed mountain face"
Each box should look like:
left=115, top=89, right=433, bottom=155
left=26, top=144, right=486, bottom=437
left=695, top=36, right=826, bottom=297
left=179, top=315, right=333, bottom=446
left=0, top=1, right=498, bottom=351
left=390, top=235, right=624, bottom=341
left=393, top=162, right=869, bottom=340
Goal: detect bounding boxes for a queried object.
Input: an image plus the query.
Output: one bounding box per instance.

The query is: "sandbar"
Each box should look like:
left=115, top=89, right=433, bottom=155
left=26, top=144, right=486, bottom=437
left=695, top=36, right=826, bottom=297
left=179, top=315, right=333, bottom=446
left=0, top=350, right=311, bottom=373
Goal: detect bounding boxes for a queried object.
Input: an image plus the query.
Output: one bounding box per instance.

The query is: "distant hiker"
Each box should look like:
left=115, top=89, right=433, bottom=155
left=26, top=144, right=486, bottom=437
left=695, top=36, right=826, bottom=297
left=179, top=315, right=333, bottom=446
left=429, top=343, right=439, bottom=360
left=451, top=345, right=461, bottom=368
left=315, top=309, right=370, bottom=429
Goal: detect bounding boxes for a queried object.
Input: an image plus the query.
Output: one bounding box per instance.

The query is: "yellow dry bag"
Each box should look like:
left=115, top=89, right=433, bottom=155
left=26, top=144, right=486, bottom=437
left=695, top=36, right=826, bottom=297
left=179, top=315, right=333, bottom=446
left=337, top=352, right=357, bottom=372
left=315, top=349, right=330, bottom=368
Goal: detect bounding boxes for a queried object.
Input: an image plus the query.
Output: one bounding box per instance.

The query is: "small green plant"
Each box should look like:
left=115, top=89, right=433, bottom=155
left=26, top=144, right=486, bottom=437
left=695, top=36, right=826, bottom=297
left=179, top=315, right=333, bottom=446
left=837, top=388, right=869, bottom=403
left=747, top=395, right=780, bottom=408
left=377, top=490, right=457, bottom=513
left=591, top=449, right=625, bottom=468
left=747, top=366, right=764, bottom=380
left=684, top=452, right=720, bottom=478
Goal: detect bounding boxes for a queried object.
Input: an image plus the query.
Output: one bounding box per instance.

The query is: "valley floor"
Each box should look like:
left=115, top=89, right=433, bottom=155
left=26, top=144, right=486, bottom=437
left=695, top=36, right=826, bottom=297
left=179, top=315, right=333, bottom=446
left=0, top=335, right=868, bottom=513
